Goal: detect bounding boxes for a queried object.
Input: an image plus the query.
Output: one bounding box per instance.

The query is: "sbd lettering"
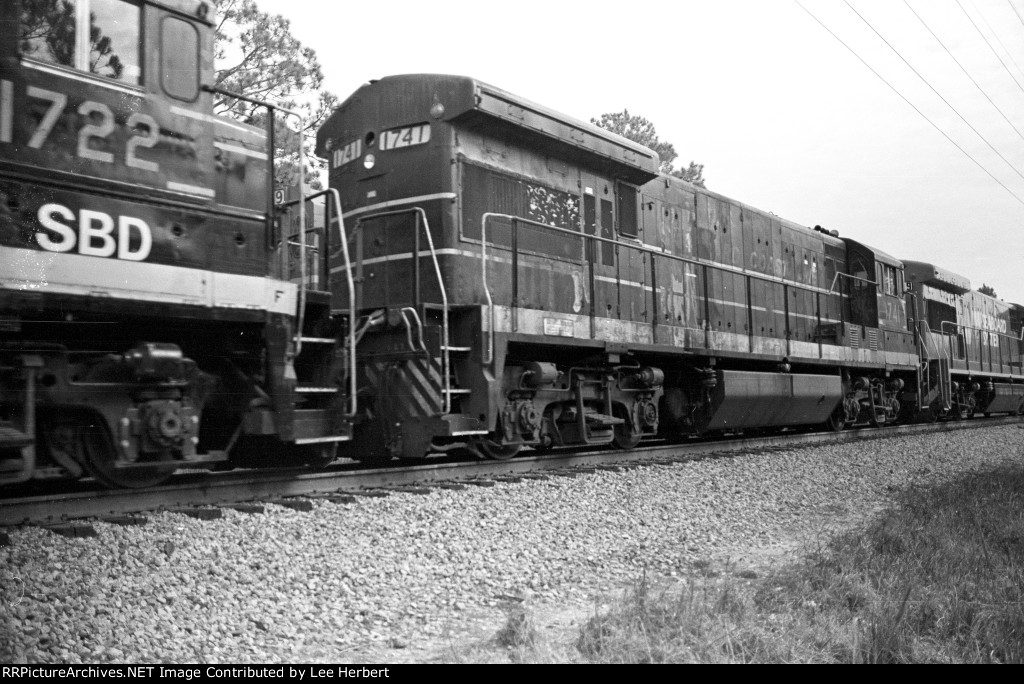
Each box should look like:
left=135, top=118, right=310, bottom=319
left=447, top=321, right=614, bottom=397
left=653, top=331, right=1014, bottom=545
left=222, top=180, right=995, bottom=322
left=36, top=203, right=152, bottom=261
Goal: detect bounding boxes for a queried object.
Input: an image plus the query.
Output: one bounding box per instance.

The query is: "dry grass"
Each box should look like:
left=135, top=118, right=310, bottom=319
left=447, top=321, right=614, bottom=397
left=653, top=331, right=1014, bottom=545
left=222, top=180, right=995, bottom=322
left=498, top=463, right=1024, bottom=663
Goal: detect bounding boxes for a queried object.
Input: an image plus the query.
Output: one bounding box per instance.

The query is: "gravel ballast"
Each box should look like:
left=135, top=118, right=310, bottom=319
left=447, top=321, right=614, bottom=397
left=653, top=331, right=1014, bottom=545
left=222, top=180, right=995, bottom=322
left=1, top=424, right=1022, bottom=662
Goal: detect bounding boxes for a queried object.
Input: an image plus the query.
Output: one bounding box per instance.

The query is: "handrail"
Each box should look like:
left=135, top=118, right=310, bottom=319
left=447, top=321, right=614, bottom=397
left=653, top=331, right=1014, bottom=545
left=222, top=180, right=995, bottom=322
left=827, top=271, right=877, bottom=294
left=356, top=207, right=452, bottom=414
left=940, top=320, right=1024, bottom=342
left=202, top=85, right=307, bottom=357
left=398, top=307, right=428, bottom=356
left=278, top=188, right=358, bottom=418
left=479, top=212, right=849, bottom=365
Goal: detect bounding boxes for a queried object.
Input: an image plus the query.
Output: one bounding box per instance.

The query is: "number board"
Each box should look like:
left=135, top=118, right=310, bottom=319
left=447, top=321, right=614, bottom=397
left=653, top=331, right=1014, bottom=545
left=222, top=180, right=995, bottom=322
left=379, top=123, right=431, bottom=151
left=331, top=139, right=362, bottom=168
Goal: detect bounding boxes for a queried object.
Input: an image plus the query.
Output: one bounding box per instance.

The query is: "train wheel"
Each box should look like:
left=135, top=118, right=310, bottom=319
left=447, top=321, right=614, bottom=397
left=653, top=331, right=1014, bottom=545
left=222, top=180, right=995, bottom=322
left=80, top=422, right=175, bottom=489
left=612, top=421, right=642, bottom=449
left=301, top=442, right=338, bottom=469
left=825, top=406, right=846, bottom=432
left=476, top=439, right=521, bottom=461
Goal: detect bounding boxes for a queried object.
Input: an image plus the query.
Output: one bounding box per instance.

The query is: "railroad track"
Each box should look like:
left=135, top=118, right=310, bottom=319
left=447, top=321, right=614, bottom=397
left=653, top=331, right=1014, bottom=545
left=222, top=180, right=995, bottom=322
left=1, top=417, right=1020, bottom=530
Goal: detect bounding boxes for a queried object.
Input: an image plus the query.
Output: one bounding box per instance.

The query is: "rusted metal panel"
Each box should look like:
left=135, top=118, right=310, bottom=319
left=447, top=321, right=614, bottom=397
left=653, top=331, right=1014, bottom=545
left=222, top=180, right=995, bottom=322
left=725, top=202, right=743, bottom=268
left=695, top=192, right=717, bottom=261
left=751, top=280, right=785, bottom=340
left=789, top=287, right=817, bottom=345
left=660, top=258, right=702, bottom=331
left=752, top=335, right=787, bottom=356
left=708, top=330, right=749, bottom=353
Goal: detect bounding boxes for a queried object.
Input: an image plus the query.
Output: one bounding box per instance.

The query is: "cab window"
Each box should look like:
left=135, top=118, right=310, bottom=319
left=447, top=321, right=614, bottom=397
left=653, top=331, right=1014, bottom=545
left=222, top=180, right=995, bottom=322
left=20, top=0, right=142, bottom=86
left=879, top=263, right=898, bottom=296
left=616, top=181, right=639, bottom=238
left=161, top=16, right=199, bottom=101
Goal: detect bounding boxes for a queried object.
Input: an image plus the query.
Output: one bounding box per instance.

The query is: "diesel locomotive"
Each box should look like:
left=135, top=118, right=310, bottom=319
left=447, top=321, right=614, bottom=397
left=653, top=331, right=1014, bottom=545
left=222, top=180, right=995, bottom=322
left=0, top=0, right=356, bottom=488
left=1, top=4, right=1021, bottom=489
left=316, top=74, right=1023, bottom=462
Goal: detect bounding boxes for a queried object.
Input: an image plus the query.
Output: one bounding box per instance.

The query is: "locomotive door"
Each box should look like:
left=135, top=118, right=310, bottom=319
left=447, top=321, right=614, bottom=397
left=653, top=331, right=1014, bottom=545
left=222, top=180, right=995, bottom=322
left=615, top=182, right=650, bottom=328
left=581, top=175, right=617, bottom=333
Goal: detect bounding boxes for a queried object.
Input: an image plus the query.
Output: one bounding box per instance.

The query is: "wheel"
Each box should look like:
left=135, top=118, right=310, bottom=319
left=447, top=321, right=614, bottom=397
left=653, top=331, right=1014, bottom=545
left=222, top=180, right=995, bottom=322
left=825, top=405, right=846, bottom=432
left=476, top=439, right=521, bottom=461
left=301, top=442, right=338, bottom=469
left=80, top=421, right=175, bottom=489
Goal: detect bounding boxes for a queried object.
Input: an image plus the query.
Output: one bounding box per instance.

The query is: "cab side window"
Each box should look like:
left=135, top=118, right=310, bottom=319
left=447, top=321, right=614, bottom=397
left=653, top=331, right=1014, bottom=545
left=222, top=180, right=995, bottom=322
left=616, top=181, right=639, bottom=238
left=160, top=16, right=199, bottom=101
left=880, top=264, right=897, bottom=296
left=20, top=0, right=142, bottom=85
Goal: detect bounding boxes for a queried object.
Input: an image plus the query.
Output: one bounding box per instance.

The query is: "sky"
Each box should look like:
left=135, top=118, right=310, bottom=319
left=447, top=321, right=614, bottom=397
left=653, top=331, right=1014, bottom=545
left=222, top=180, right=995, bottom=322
left=252, top=0, right=1024, bottom=304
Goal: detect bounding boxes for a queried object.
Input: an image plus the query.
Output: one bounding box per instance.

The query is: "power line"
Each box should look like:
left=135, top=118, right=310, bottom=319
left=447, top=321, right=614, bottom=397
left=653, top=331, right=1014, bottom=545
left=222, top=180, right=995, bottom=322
left=792, top=0, right=1024, bottom=208
left=845, top=0, right=1024, bottom=184
left=969, top=0, right=1024, bottom=84
left=957, top=0, right=1024, bottom=98
left=904, top=1, right=1024, bottom=145
left=1009, top=0, right=1024, bottom=30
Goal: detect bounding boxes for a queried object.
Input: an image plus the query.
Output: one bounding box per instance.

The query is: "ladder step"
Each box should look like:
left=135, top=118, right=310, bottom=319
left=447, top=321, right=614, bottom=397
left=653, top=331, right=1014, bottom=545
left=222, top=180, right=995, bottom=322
left=296, top=386, right=339, bottom=394
left=442, top=346, right=472, bottom=353
left=444, top=388, right=473, bottom=395
left=294, top=435, right=351, bottom=445
left=300, top=337, right=336, bottom=344
left=0, top=423, right=32, bottom=449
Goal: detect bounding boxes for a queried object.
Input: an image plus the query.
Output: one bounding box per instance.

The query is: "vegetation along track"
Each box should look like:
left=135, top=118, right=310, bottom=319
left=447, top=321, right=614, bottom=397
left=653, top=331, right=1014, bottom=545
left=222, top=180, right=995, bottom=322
left=1, top=417, right=1020, bottom=530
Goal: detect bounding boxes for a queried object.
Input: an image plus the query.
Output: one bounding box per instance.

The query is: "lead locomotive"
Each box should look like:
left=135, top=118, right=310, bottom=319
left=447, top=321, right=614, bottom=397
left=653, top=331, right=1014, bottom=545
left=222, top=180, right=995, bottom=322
left=317, top=74, right=1024, bottom=462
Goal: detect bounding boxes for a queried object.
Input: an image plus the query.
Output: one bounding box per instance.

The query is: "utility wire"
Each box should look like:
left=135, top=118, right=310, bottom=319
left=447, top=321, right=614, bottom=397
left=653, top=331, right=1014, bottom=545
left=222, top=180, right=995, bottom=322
left=846, top=0, right=1024, bottom=184
left=1010, top=0, right=1024, bottom=29
left=793, top=0, right=1024, bottom=208
left=957, top=0, right=1024, bottom=97
left=904, top=1, right=1024, bottom=145
left=969, top=0, right=1024, bottom=84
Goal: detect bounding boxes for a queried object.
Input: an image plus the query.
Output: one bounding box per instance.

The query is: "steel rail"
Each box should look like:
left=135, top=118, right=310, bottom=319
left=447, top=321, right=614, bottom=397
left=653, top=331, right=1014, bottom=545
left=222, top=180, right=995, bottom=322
left=2, top=417, right=1019, bottom=527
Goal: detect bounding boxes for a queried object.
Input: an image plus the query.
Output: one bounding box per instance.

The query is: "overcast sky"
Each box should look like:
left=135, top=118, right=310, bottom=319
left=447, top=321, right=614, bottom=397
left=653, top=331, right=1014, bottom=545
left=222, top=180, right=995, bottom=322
left=253, top=0, right=1024, bottom=304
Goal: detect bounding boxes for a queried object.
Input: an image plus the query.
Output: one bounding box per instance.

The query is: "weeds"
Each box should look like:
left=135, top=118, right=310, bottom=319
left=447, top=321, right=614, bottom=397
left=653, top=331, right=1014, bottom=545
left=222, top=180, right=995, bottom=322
left=574, top=463, right=1024, bottom=663
left=495, top=604, right=538, bottom=651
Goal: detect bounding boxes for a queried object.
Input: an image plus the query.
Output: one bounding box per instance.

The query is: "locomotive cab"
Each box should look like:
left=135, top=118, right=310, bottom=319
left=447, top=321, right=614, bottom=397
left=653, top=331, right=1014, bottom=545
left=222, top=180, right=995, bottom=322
left=905, top=261, right=1024, bottom=418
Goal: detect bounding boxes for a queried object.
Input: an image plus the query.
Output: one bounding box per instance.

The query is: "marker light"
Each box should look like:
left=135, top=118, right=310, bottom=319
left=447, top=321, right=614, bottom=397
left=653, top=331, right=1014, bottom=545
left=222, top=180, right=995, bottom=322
left=363, top=154, right=376, bottom=170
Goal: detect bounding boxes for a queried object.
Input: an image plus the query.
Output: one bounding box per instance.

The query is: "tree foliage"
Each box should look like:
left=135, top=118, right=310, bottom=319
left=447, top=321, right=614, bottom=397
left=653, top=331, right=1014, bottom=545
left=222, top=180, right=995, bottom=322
left=978, top=283, right=997, bottom=298
left=20, top=0, right=126, bottom=79
left=211, top=0, right=337, bottom=189
left=591, top=110, right=706, bottom=188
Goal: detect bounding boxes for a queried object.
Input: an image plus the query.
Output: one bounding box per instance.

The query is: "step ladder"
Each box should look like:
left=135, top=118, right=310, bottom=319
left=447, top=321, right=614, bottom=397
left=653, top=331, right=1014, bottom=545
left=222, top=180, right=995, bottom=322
left=276, top=189, right=357, bottom=445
